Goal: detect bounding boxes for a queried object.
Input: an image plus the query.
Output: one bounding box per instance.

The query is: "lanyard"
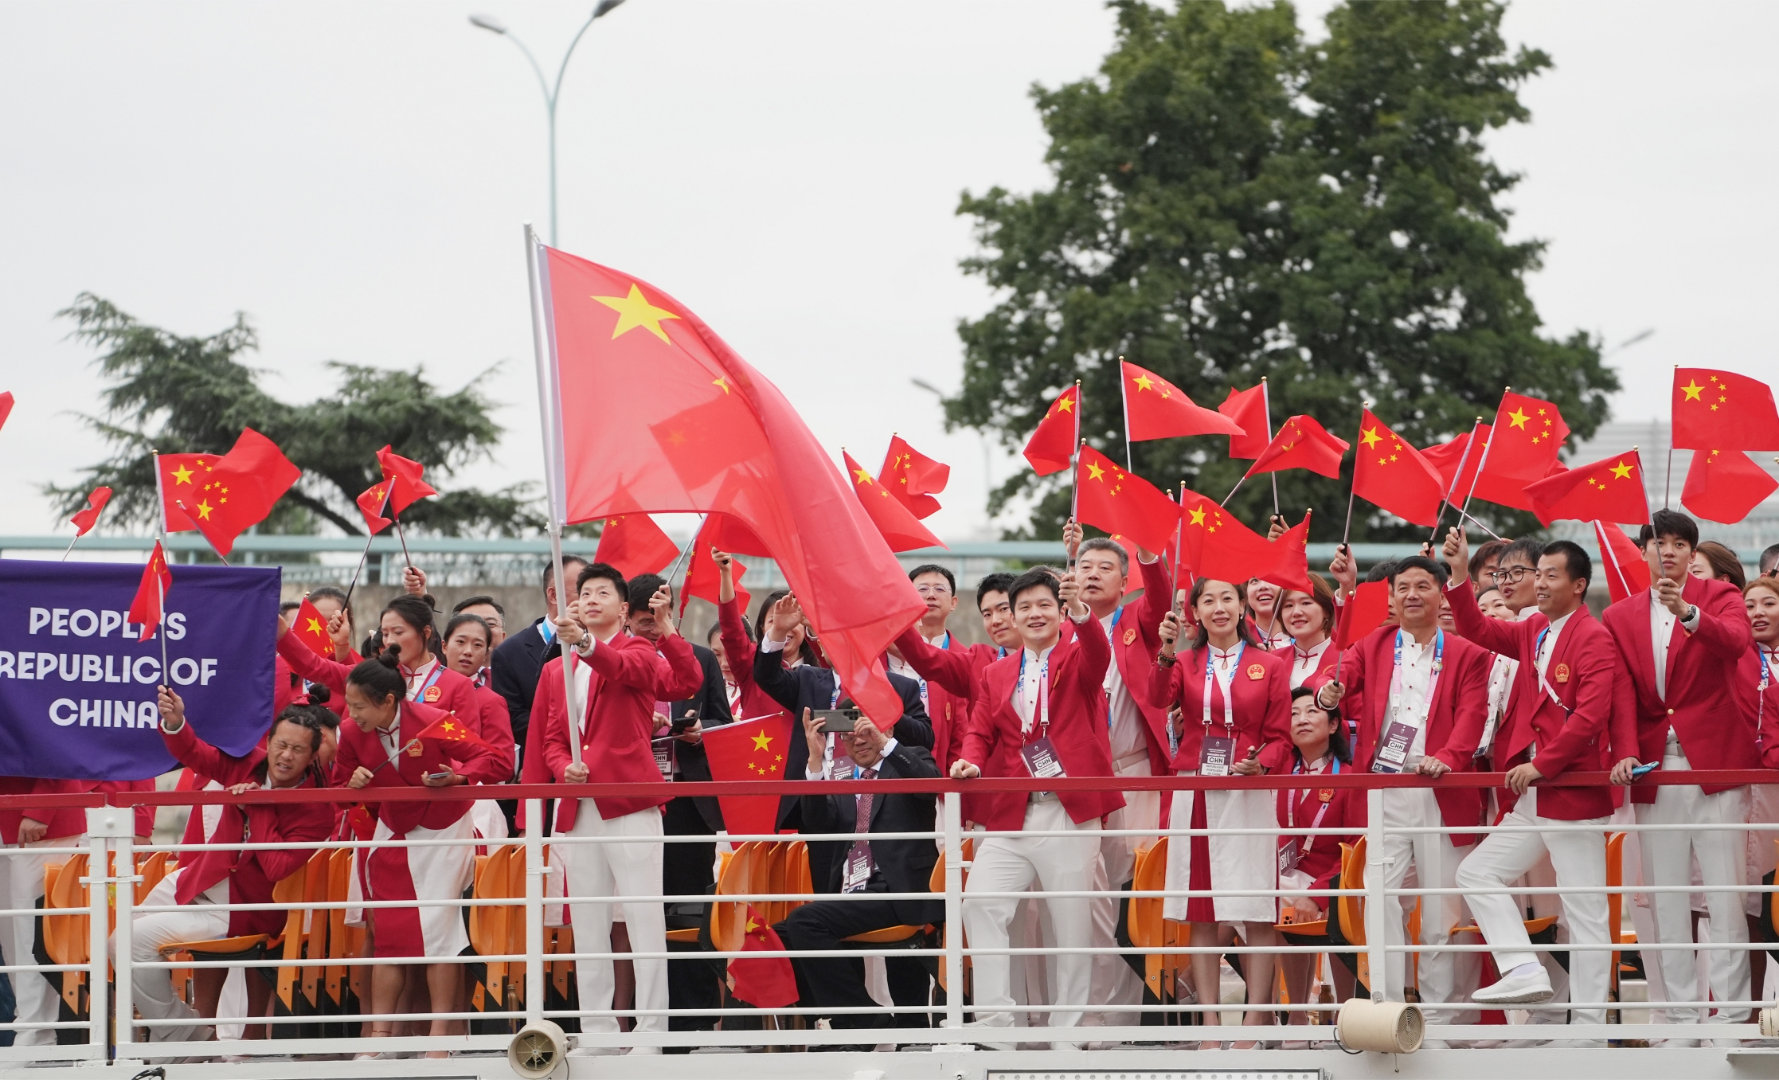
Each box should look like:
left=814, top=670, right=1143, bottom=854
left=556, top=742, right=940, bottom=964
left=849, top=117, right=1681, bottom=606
left=1387, top=629, right=1443, bottom=726
left=829, top=679, right=843, bottom=710
left=1533, top=625, right=1567, bottom=708
left=1760, top=650, right=1775, bottom=729
left=406, top=664, right=445, bottom=703
left=1202, top=642, right=1245, bottom=734
left=1017, top=651, right=1050, bottom=737
left=1288, top=757, right=1340, bottom=851
left=539, top=619, right=556, bottom=646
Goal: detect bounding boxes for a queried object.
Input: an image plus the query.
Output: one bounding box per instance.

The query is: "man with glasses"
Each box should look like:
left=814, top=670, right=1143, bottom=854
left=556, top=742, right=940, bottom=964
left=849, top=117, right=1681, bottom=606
left=888, top=565, right=968, bottom=769
left=1485, top=539, right=1545, bottom=619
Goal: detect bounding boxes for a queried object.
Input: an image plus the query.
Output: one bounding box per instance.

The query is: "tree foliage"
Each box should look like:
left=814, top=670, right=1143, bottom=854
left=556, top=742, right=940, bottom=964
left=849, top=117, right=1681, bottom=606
left=952, top=0, right=1617, bottom=540
left=47, top=294, right=542, bottom=536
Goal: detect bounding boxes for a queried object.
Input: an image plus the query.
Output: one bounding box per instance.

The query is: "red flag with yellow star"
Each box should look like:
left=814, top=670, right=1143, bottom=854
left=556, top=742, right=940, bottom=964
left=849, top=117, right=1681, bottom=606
left=1219, top=383, right=1271, bottom=459
left=1121, top=360, right=1243, bottom=442
left=1471, top=391, right=1568, bottom=511
left=375, top=446, right=437, bottom=516
left=1023, top=385, right=1080, bottom=476
left=127, top=540, right=173, bottom=643
left=1351, top=410, right=1446, bottom=527
left=167, top=429, right=301, bottom=559
left=289, top=596, right=336, bottom=657
left=354, top=481, right=392, bottom=535
left=1681, top=448, right=1779, bottom=524
left=727, top=905, right=799, bottom=1009
left=69, top=486, right=112, bottom=537
left=538, top=244, right=924, bottom=731
left=701, top=714, right=794, bottom=838
left=410, top=712, right=500, bottom=755
left=843, top=450, right=943, bottom=552
left=593, top=513, right=680, bottom=579
left=158, top=452, right=219, bottom=532
left=879, top=434, right=949, bottom=519
left=1594, top=521, right=1650, bottom=604
left=1074, top=445, right=1179, bottom=553
left=1526, top=451, right=1650, bottom=527
left=1672, top=368, right=1779, bottom=451
left=1176, top=489, right=1312, bottom=594
left=1244, top=415, right=1350, bottom=480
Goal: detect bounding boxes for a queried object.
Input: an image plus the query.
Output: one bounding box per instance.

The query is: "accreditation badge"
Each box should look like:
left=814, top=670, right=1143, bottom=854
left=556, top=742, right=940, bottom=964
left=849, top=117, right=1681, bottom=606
left=1020, top=738, right=1066, bottom=780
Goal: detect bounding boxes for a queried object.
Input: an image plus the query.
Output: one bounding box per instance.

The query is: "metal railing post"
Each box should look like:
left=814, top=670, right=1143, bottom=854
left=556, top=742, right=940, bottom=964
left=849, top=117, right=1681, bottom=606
left=523, top=798, right=546, bottom=1026
left=109, top=825, right=137, bottom=1060
left=83, top=807, right=131, bottom=1057
left=1364, top=787, right=1388, bottom=1003
left=941, top=790, right=965, bottom=1031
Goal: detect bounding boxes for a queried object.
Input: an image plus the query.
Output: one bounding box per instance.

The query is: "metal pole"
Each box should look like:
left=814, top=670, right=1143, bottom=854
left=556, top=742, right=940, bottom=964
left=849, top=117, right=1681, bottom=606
left=941, top=790, right=965, bottom=1031
left=1119, top=356, right=1133, bottom=472
left=1364, top=787, right=1387, bottom=1002
left=111, top=826, right=137, bottom=1059
left=523, top=797, right=546, bottom=1025
left=1663, top=447, right=1674, bottom=509
left=1263, top=377, right=1279, bottom=516
left=1427, top=417, right=1484, bottom=545
left=1457, top=388, right=1509, bottom=529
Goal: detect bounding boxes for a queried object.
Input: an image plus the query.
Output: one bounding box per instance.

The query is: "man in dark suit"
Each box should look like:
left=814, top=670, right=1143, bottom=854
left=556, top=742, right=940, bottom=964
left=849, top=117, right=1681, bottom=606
left=490, top=555, right=588, bottom=755
left=775, top=710, right=942, bottom=1034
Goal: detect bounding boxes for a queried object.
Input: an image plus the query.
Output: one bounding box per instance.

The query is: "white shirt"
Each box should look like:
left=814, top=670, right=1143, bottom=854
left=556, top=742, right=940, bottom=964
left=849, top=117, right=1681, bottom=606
left=888, top=629, right=947, bottom=705
left=1290, top=637, right=1332, bottom=689
left=376, top=704, right=405, bottom=761
left=1535, top=609, right=1574, bottom=682
left=1480, top=653, right=1518, bottom=752
left=1387, top=631, right=1438, bottom=765
left=403, top=657, right=440, bottom=701
left=1018, top=642, right=1058, bottom=734
left=1256, top=628, right=1293, bottom=651
left=1650, top=593, right=1678, bottom=700
left=1100, top=610, right=1147, bottom=763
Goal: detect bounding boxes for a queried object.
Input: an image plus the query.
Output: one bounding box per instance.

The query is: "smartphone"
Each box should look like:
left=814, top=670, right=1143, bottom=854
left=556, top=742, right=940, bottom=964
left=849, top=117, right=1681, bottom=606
left=671, top=710, right=699, bottom=733
left=1630, top=761, right=1660, bottom=779
left=815, top=708, right=860, bottom=734
left=425, top=770, right=452, bottom=782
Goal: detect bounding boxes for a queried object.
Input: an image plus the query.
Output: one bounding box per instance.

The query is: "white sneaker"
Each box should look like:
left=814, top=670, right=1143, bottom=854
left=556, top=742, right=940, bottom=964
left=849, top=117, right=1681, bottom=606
left=1472, top=966, right=1554, bottom=1005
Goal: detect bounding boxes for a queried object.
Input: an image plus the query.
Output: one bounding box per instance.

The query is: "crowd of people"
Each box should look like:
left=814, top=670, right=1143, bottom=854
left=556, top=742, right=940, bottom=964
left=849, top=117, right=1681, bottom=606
left=5, top=507, right=1779, bottom=1055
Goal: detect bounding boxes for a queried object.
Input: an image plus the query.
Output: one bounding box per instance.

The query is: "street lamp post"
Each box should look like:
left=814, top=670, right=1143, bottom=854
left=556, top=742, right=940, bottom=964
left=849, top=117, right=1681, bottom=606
left=470, top=1, right=627, bottom=247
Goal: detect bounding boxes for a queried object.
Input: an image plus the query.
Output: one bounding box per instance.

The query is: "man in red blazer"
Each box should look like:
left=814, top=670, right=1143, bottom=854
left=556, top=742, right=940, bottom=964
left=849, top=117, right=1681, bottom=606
left=1441, top=533, right=1621, bottom=1038
left=887, top=564, right=971, bottom=769
left=1317, top=554, right=1489, bottom=1032
left=538, top=562, right=677, bottom=1056
left=950, top=567, right=1122, bottom=1049
left=1601, top=509, right=1757, bottom=1033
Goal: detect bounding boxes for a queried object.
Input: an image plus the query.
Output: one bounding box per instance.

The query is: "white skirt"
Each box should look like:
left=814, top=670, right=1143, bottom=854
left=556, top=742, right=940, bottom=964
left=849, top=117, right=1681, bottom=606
left=1165, top=780, right=1278, bottom=925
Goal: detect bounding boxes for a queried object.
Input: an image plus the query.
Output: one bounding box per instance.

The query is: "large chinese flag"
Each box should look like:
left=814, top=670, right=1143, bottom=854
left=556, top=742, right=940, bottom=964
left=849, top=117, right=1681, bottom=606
left=167, top=428, right=301, bottom=558
left=1351, top=410, right=1446, bottom=527
left=1121, top=360, right=1242, bottom=441
left=1176, top=488, right=1312, bottom=594
left=1023, top=385, right=1079, bottom=476
left=1593, top=520, right=1651, bottom=604
left=593, top=513, right=681, bottom=579
left=539, top=245, right=923, bottom=727
left=879, top=434, right=949, bottom=519
left=1472, top=392, right=1568, bottom=511
left=1073, top=445, right=1179, bottom=553
left=1673, top=368, right=1779, bottom=451
left=1525, top=451, right=1650, bottom=527
left=1219, top=383, right=1271, bottom=459
left=1681, top=448, right=1778, bottom=524
left=1245, top=415, right=1349, bottom=480
left=701, top=713, right=794, bottom=838
left=843, top=451, right=943, bottom=552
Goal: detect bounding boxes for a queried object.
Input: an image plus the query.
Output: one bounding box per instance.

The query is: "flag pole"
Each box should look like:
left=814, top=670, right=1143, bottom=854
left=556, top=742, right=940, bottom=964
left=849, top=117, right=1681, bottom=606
left=1456, top=388, right=1509, bottom=535
left=342, top=485, right=391, bottom=608
left=59, top=534, right=79, bottom=562
left=1070, top=380, right=1082, bottom=522
left=525, top=223, right=583, bottom=768
left=1664, top=365, right=1676, bottom=508
left=1263, top=376, right=1279, bottom=517
left=1119, top=356, right=1133, bottom=472
left=1426, top=417, right=1485, bottom=545
left=1338, top=402, right=1370, bottom=560
left=667, top=514, right=707, bottom=589
left=1595, top=520, right=1630, bottom=598
left=1634, top=446, right=1654, bottom=528
left=150, top=453, right=171, bottom=682
left=1221, top=466, right=1251, bottom=507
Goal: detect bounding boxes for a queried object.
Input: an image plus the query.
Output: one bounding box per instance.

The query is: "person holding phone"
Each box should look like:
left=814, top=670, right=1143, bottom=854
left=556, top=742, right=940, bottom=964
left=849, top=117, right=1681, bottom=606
left=1148, top=577, right=1290, bottom=1048
left=949, top=567, right=1121, bottom=1049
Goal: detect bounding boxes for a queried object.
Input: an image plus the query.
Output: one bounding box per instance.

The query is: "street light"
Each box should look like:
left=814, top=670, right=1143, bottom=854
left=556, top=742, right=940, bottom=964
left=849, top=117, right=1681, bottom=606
left=469, top=2, right=629, bottom=246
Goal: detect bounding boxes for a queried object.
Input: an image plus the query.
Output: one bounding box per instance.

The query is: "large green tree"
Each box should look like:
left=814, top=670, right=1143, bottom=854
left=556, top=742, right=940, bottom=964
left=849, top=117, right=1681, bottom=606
left=47, top=293, right=542, bottom=536
left=951, top=0, right=1616, bottom=540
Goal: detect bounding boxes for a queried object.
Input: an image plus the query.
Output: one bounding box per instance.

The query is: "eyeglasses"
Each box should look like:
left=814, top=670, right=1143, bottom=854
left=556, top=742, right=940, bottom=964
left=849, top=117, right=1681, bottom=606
left=915, top=585, right=952, bottom=597
left=1489, top=566, right=1534, bottom=584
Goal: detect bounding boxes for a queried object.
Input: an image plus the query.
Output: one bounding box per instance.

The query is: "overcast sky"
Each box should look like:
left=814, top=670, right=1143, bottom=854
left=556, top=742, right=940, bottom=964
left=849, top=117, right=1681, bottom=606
left=3, top=0, right=1775, bottom=548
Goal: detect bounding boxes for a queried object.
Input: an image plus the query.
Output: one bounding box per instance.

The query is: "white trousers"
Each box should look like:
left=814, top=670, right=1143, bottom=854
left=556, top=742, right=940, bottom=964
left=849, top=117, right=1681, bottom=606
left=963, top=798, right=1101, bottom=1030
left=0, top=839, right=65, bottom=1047
left=1088, top=755, right=1155, bottom=1026
left=1454, top=790, right=1611, bottom=1026
left=1636, top=753, right=1751, bottom=1025
left=556, top=805, right=667, bottom=1036
left=1376, top=788, right=1478, bottom=1024
left=109, top=868, right=228, bottom=1042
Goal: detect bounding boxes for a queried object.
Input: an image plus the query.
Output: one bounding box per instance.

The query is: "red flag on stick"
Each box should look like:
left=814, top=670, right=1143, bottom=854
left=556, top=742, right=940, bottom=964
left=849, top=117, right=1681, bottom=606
left=69, top=486, right=112, bottom=536
left=1176, top=489, right=1312, bottom=594
left=1219, top=383, right=1271, bottom=459
left=1023, top=385, right=1080, bottom=477
left=593, top=513, right=681, bottom=579
left=1593, top=520, right=1651, bottom=604
left=1681, top=448, right=1779, bottom=525
left=1673, top=368, right=1779, bottom=451
left=1121, top=360, right=1243, bottom=441
left=680, top=515, right=753, bottom=618
left=727, top=905, right=799, bottom=1009
left=1334, top=581, right=1392, bottom=650
left=843, top=451, right=943, bottom=552
left=1245, top=415, right=1349, bottom=480
left=702, top=714, right=793, bottom=838
left=410, top=712, right=501, bottom=755
left=289, top=596, right=336, bottom=657
left=1470, top=391, right=1569, bottom=512
left=1351, top=410, right=1445, bottom=527
left=1525, top=451, right=1650, bottom=527
left=1423, top=423, right=1490, bottom=498
left=537, top=243, right=924, bottom=730
left=1074, top=445, right=1180, bottom=553
left=0, top=391, right=13, bottom=433
left=128, top=541, right=173, bottom=643
left=375, top=446, right=437, bottom=515
left=879, top=434, right=949, bottom=519
left=171, top=429, right=301, bottom=558
left=355, top=482, right=393, bottom=534
left=157, top=452, right=219, bottom=532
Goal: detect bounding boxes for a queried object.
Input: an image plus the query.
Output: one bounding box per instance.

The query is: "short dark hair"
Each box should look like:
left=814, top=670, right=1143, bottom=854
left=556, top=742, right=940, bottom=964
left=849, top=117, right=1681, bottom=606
left=1762, top=543, right=1779, bottom=577
left=443, top=612, right=492, bottom=648
left=626, top=573, right=666, bottom=612
left=1498, top=538, right=1543, bottom=569
left=308, top=586, right=353, bottom=631
left=1469, top=538, right=1511, bottom=583
left=545, top=555, right=589, bottom=590
left=1363, top=559, right=1398, bottom=584
left=346, top=651, right=405, bottom=704
left=1077, top=537, right=1129, bottom=573
left=452, top=594, right=505, bottom=619
left=1638, top=509, right=1698, bottom=550
left=1476, top=584, right=1503, bottom=602
left=1540, top=540, right=1592, bottom=589
left=1388, top=555, right=1449, bottom=589
left=279, top=599, right=302, bottom=617
left=1007, top=569, right=1060, bottom=607
left=976, top=572, right=1015, bottom=605
left=909, top=564, right=956, bottom=594
left=1289, top=685, right=1352, bottom=765
left=576, top=562, right=627, bottom=599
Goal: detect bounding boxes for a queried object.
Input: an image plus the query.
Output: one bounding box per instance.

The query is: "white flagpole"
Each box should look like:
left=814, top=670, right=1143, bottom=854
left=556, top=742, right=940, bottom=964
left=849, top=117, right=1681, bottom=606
left=1456, top=388, right=1508, bottom=531
left=1427, top=417, right=1484, bottom=545
left=150, top=456, right=171, bottom=682
left=1119, top=357, right=1134, bottom=472
left=525, top=223, right=583, bottom=768
left=1263, top=376, right=1279, bottom=516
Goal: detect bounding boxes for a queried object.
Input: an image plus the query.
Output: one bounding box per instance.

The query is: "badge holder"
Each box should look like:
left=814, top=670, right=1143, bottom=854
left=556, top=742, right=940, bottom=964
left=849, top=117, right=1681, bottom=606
left=1199, top=736, right=1235, bottom=777
left=1021, top=736, right=1066, bottom=780
left=651, top=736, right=676, bottom=781
left=842, top=844, right=873, bottom=894
left=1371, top=719, right=1418, bottom=775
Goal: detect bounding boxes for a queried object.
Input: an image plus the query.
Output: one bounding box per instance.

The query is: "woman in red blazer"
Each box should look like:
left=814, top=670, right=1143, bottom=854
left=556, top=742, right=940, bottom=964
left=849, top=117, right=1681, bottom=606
left=279, top=595, right=479, bottom=723
left=1275, top=573, right=1339, bottom=692
left=1149, top=577, right=1290, bottom=1046
left=1743, top=579, right=1779, bottom=942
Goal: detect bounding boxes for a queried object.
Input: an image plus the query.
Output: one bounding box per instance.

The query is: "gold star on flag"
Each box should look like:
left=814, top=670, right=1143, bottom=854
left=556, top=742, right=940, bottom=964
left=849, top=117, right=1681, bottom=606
left=305, top=617, right=323, bottom=636
left=1506, top=408, right=1530, bottom=429
left=1132, top=374, right=1155, bottom=392
left=713, top=377, right=731, bottom=395
left=591, top=283, right=681, bottom=343
left=1681, top=380, right=1704, bottom=401
left=751, top=731, right=773, bottom=752
left=170, top=464, right=193, bottom=485
left=1189, top=507, right=1207, bottom=527
left=1056, top=396, right=1073, bottom=412
left=1609, top=461, right=1633, bottom=480
left=1085, top=461, right=1106, bottom=482
left=1359, top=426, right=1382, bottom=449
left=195, top=500, right=213, bottom=520
left=853, top=466, right=872, bottom=485
left=745, top=918, right=760, bottom=934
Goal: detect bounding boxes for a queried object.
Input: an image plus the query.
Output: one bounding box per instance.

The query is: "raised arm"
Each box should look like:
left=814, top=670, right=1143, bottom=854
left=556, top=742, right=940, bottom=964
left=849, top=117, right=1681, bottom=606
left=1689, top=580, right=1755, bottom=654
left=1442, top=576, right=1524, bottom=658
left=894, top=625, right=976, bottom=698
left=157, top=687, right=255, bottom=786
left=276, top=623, right=354, bottom=695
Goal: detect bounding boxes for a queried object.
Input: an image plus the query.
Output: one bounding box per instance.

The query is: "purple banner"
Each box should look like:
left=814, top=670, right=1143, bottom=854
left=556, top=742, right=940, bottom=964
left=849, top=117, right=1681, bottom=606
left=0, top=558, right=278, bottom=780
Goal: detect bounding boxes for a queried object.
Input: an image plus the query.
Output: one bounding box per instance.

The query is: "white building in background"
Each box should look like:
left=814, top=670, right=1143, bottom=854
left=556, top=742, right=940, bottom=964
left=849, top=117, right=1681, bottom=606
left=1555, top=419, right=1779, bottom=568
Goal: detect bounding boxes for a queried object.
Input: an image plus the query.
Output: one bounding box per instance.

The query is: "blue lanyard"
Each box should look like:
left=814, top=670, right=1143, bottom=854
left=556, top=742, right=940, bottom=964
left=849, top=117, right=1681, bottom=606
left=539, top=619, right=556, bottom=646
left=1392, top=628, right=1444, bottom=672
left=407, top=664, right=445, bottom=703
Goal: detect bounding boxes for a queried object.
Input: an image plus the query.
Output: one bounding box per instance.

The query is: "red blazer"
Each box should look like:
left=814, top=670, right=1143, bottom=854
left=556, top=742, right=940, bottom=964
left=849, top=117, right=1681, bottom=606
left=1145, top=641, right=1291, bottom=772
left=162, top=722, right=334, bottom=935
left=0, top=778, right=94, bottom=845
left=893, top=627, right=1002, bottom=772
left=1276, top=758, right=1365, bottom=897
left=1106, top=557, right=1178, bottom=776
left=1446, top=582, right=1624, bottom=820
left=278, top=634, right=479, bottom=719
left=468, top=682, right=517, bottom=775
left=1745, top=649, right=1779, bottom=769
left=537, top=634, right=676, bottom=827
left=717, top=597, right=794, bottom=722
left=1602, top=576, right=1759, bottom=798
left=957, top=614, right=1124, bottom=831
left=333, top=698, right=509, bottom=835
left=1332, top=625, right=1490, bottom=843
